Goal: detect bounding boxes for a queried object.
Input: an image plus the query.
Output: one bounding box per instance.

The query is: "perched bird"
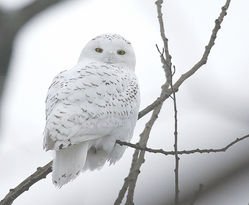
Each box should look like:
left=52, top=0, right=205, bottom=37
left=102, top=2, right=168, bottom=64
left=43, top=34, right=140, bottom=187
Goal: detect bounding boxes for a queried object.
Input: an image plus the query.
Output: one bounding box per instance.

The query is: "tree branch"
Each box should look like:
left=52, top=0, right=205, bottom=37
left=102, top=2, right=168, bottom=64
left=155, top=0, right=172, bottom=86
left=173, top=0, right=231, bottom=89
left=0, top=161, right=52, bottom=205
left=172, top=83, right=179, bottom=205
left=113, top=148, right=140, bottom=205
left=117, top=134, right=249, bottom=156
left=138, top=0, right=231, bottom=120
left=125, top=104, right=163, bottom=205
left=155, top=0, right=180, bottom=203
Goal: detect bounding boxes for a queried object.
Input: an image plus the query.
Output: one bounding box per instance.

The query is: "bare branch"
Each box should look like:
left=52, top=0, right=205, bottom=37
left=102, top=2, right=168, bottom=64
left=124, top=104, right=164, bottom=205
left=155, top=0, right=172, bottom=84
left=155, top=0, right=180, bottom=203
left=173, top=0, right=231, bottom=89
left=0, top=161, right=52, bottom=205
left=114, top=149, right=140, bottom=205
left=172, top=88, right=179, bottom=205
left=138, top=0, right=231, bottom=120
left=117, top=134, right=249, bottom=156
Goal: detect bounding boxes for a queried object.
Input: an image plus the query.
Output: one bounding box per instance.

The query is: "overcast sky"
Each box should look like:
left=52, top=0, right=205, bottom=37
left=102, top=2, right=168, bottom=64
left=0, top=0, right=249, bottom=204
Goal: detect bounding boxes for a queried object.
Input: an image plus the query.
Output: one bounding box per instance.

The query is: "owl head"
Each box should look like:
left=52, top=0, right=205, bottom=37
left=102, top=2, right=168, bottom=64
left=79, top=34, right=136, bottom=70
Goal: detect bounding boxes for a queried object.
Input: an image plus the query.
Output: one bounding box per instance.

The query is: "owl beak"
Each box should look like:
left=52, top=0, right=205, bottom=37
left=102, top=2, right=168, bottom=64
left=105, top=60, right=112, bottom=64
left=105, top=57, right=113, bottom=64
left=105, top=52, right=115, bottom=64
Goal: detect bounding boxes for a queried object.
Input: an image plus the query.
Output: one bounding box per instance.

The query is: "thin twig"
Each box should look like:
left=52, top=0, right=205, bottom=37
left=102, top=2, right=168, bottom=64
left=116, top=134, right=249, bottom=156
left=172, top=82, right=179, bottom=205
left=155, top=0, right=180, bottom=203
left=155, top=0, right=172, bottom=83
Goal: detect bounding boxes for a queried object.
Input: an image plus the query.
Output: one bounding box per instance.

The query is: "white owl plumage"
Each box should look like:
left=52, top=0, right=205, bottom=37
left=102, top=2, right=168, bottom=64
left=43, top=34, right=140, bottom=187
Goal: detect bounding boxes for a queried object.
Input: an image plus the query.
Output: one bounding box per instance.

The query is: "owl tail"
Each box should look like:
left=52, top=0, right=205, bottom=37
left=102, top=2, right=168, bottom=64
left=52, top=142, right=88, bottom=187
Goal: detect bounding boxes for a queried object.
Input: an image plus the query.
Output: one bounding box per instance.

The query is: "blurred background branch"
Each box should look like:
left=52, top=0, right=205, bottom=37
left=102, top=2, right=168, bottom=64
left=0, top=0, right=73, bottom=104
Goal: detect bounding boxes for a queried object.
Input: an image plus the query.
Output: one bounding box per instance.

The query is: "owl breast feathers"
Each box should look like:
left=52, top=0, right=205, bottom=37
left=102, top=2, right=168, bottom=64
left=43, top=33, right=140, bottom=187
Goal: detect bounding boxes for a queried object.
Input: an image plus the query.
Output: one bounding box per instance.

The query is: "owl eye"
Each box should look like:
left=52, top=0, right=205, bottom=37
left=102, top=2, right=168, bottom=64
left=117, top=49, right=126, bottom=55
left=95, top=48, right=103, bottom=53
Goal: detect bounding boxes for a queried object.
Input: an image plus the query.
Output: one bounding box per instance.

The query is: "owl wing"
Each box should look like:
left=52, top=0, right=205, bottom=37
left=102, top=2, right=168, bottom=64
left=44, top=62, right=140, bottom=151
left=45, top=70, right=67, bottom=119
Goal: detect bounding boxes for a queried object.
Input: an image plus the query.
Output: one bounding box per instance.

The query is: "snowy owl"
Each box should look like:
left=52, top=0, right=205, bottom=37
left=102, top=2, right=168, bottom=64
left=43, top=33, right=140, bottom=187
